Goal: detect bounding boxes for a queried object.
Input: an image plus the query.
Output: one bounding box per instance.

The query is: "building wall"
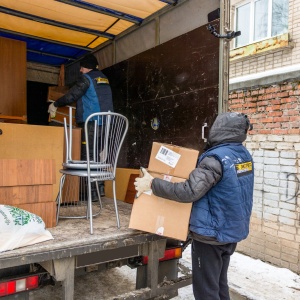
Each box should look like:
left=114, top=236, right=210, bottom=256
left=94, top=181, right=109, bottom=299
left=228, top=0, right=300, bottom=274
left=230, top=0, right=299, bottom=79
left=229, top=81, right=300, bottom=274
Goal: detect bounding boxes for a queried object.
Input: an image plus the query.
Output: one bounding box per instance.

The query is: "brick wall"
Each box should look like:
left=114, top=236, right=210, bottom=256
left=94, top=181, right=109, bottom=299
left=229, top=81, right=300, bottom=274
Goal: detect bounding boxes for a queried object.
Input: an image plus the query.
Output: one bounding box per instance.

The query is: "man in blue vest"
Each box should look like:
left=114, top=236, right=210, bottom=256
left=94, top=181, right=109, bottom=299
left=134, top=112, right=254, bottom=300
left=48, top=54, right=113, bottom=198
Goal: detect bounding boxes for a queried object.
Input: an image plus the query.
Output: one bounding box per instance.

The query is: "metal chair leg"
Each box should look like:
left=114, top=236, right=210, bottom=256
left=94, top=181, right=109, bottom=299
left=112, top=180, right=120, bottom=228
left=56, top=174, right=66, bottom=225
left=87, top=177, right=94, bottom=235
left=95, top=181, right=103, bottom=209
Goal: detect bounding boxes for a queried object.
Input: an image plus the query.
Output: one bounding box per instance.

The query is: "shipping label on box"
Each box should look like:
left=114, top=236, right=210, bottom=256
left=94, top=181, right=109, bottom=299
left=148, top=142, right=199, bottom=179
left=129, top=172, right=192, bottom=241
left=155, top=145, right=181, bottom=168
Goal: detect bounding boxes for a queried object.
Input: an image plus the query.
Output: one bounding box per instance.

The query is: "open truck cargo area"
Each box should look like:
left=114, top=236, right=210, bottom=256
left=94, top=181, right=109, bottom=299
left=0, top=199, right=191, bottom=299
left=0, top=0, right=235, bottom=299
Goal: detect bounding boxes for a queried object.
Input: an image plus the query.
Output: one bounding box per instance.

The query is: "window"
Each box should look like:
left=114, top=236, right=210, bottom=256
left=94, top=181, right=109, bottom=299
left=235, top=0, right=289, bottom=48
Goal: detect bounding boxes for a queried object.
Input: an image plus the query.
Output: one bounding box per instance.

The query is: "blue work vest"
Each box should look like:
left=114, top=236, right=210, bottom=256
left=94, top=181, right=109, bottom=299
left=189, top=143, right=254, bottom=243
left=78, top=70, right=113, bottom=123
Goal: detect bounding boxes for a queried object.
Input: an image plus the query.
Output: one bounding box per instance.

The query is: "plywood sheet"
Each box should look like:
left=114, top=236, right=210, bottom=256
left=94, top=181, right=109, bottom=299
left=0, top=185, right=53, bottom=205
left=0, top=123, right=64, bottom=200
left=48, top=86, right=77, bottom=125
left=0, top=37, right=26, bottom=117
left=0, top=159, right=55, bottom=186
left=17, top=201, right=57, bottom=228
left=105, top=168, right=140, bottom=201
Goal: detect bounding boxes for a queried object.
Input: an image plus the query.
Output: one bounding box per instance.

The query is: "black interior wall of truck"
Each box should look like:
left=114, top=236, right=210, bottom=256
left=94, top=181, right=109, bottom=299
left=27, top=81, right=51, bottom=125
left=103, top=22, right=219, bottom=169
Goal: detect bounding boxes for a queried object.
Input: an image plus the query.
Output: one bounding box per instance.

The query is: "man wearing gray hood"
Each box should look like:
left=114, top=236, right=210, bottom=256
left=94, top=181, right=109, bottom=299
left=134, top=112, right=254, bottom=300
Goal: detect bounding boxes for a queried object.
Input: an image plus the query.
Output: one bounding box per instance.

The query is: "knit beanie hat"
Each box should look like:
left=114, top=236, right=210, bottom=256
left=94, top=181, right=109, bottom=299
left=80, top=54, right=98, bottom=69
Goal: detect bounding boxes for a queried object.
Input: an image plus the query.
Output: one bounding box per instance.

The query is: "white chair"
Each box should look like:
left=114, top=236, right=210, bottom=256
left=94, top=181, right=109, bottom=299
left=56, top=111, right=129, bottom=234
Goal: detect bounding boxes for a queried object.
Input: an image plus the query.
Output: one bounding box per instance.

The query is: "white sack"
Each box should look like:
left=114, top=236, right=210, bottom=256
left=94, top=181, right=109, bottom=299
left=0, top=205, right=54, bottom=253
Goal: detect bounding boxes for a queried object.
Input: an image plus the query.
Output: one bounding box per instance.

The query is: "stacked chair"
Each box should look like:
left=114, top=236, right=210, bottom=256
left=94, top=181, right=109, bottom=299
left=56, top=108, right=129, bottom=234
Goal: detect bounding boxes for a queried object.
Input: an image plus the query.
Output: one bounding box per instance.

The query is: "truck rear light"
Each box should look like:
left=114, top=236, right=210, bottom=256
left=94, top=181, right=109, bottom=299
left=142, top=247, right=182, bottom=265
left=0, top=275, right=39, bottom=296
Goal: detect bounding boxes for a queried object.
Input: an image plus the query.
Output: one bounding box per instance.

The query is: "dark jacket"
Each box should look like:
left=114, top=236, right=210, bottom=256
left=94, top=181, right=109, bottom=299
left=54, top=70, right=113, bottom=124
left=189, top=143, right=254, bottom=243
left=151, top=112, right=254, bottom=244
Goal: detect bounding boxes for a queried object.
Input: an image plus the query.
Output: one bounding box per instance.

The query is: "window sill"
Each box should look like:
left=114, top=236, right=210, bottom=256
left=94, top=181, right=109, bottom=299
left=229, top=33, right=293, bottom=62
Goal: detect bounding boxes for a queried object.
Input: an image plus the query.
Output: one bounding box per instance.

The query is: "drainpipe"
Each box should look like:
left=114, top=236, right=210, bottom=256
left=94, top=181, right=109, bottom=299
left=218, top=0, right=231, bottom=114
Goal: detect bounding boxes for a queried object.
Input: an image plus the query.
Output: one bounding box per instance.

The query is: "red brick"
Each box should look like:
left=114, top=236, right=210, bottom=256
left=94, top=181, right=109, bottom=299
left=281, top=97, right=298, bottom=103
left=266, top=105, right=281, bottom=111
left=230, top=104, right=244, bottom=109
left=259, top=129, right=272, bottom=134
left=270, top=99, right=281, bottom=105
left=261, top=118, right=274, bottom=123
left=281, top=84, right=293, bottom=91
left=268, top=111, right=282, bottom=117
left=257, top=101, right=269, bottom=106
left=277, top=92, right=289, bottom=98
left=273, top=116, right=289, bottom=122
left=242, top=108, right=256, bottom=114
left=265, top=122, right=281, bottom=128
left=272, top=129, right=288, bottom=134
left=251, top=90, right=259, bottom=96
left=290, top=116, right=300, bottom=122
left=288, top=129, right=300, bottom=134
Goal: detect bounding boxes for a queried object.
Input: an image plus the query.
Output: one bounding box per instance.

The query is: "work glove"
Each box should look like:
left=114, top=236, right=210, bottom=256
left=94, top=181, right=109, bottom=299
left=48, top=102, right=57, bottom=118
left=134, top=167, right=154, bottom=198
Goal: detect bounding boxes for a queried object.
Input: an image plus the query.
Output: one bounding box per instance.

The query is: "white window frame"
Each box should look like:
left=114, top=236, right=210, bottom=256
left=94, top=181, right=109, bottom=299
left=234, top=0, right=287, bottom=48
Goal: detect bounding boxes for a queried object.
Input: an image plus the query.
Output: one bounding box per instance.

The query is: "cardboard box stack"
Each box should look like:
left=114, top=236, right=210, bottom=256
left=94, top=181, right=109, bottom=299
left=129, top=142, right=199, bottom=241
left=0, top=159, right=57, bottom=228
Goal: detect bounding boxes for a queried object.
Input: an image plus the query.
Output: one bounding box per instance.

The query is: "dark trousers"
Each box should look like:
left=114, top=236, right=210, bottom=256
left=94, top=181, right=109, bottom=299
left=191, top=239, right=237, bottom=300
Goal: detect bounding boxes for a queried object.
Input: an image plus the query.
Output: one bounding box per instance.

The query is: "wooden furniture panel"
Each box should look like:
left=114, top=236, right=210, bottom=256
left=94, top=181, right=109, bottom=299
left=0, top=159, right=55, bottom=186
left=124, top=174, right=139, bottom=204
left=47, top=86, right=77, bottom=125
left=0, top=37, right=26, bottom=117
left=0, top=123, right=64, bottom=200
left=62, top=128, right=81, bottom=203
left=17, top=202, right=57, bottom=228
left=106, top=168, right=140, bottom=201
left=0, top=185, right=53, bottom=205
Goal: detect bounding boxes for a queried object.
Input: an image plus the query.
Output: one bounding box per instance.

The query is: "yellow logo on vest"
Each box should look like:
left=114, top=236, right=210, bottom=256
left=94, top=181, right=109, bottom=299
left=95, top=77, right=109, bottom=85
left=235, top=161, right=252, bottom=177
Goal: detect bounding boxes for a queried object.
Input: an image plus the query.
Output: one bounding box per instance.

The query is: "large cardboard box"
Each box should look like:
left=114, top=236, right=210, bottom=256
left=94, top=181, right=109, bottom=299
left=148, top=142, right=199, bottom=179
left=129, top=143, right=199, bottom=240
left=129, top=172, right=192, bottom=240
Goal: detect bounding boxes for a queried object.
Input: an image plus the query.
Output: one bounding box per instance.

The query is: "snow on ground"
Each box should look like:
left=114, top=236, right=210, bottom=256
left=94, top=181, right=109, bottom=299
left=30, top=244, right=300, bottom=299
left=228, top=251, right=300, bottom=300
left=173, top=244, right=300, bottom=300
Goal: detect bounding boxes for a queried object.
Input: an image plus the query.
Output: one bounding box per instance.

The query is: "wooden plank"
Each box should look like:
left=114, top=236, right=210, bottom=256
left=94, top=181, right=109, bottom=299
left=0, top=115, right=27, bottom=121
left=0, top=37, right=26, bottom=117
left=0, top=159, right=56, bottom=186
left=106, top=168, right=140, bottom=201
left=0, top=185, right=53, bottom=205
left=47, top=86, right=77, bottom=125
left=124, top=174, right=139, bottom=204
left=0, top=123, right=64, bottom=200
left=62, top=128, right=81, bottom=203
left=16, top=201, right=57, bottom=228
left=47, top=86, right=70, bottom=101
